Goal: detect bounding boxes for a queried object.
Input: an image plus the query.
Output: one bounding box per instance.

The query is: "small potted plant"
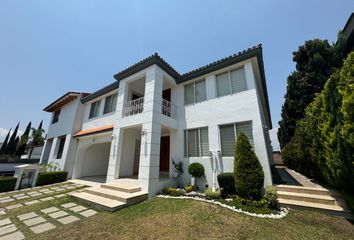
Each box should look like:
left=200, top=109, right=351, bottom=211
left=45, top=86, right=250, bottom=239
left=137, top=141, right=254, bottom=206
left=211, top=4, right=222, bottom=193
left=188, top=162, right=204, bottom=190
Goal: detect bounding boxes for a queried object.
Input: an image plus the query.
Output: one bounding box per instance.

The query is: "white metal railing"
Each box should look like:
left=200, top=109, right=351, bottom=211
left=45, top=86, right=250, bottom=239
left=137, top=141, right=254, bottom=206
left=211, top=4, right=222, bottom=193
left=162, top=99, right=177, bottom=119
left=123, top=97, right=144, bottom=117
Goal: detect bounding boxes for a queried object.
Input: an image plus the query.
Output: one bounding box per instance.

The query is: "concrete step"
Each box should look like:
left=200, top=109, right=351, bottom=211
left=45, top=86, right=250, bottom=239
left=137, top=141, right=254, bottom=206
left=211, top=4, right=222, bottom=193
left=278, top=198, right=353, bottom=220
left=69, top=191, right=126, bottom=212
left=277, top=191, right=336, bottom=205
left=101, top=183, right=141, bottom=193
left=83, top=187, right=148, bottom=205
left=276, top=185, right=331, bottom=196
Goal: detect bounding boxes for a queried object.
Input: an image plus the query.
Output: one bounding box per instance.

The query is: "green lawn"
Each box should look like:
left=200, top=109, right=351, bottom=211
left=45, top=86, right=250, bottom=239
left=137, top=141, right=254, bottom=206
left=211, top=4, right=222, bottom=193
left=4, top=196, right=353, bottom=240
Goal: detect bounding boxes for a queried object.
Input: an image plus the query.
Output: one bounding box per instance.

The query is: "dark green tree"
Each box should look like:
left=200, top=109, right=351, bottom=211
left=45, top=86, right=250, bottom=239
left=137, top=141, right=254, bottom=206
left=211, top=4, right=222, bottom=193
left=282, top=52, right=354, bottom=193
left=30, top=127, right=45, bottom=146
left=0, top=129, right=11, bottom=154
left=5, top=123, right=19, bottom=154
left=16, top=122, right=31, bottom=156
left=278, top=35, right=345, bottom=149
left=234, top=133, right=264, bottom=199
left=38, top=120, right=43, bottom=130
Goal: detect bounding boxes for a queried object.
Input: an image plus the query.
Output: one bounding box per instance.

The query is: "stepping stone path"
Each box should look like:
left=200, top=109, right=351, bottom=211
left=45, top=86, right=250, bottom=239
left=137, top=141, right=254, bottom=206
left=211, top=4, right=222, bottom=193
left=79, top=209, right=97, bottom=218
left=54, top=194, right=66, bottom=198
left=24, top=200, right=40, bottom=206
left=40, top=196, right=55, bottom=202
left=17, top=211, right=56, bottom=234
left=0, top=197, right=14, bottom=204
left=6, top=204, right=23, bottom=210
left=0, top=218, right=25, bottom=240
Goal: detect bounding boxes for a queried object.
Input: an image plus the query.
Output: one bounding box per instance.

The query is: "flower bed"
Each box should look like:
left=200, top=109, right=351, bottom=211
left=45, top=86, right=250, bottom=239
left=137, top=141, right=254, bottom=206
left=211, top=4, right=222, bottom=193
left=156, top=194, right=289, bottom=219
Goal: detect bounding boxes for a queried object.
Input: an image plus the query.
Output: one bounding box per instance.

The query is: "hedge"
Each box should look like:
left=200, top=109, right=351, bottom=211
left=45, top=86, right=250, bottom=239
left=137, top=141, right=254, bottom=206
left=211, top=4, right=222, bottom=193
left=36, top=171, right=68, bottom=186
left=217, top=172, right=236, bottom=195
left=0, top=176, right=17, bottom=192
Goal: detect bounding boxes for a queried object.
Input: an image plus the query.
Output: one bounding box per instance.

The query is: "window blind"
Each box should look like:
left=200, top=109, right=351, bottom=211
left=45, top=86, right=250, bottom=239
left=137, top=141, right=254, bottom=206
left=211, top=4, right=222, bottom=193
left=89, top=100, right=101, bottom=119
left=219, top=124, right=235, bottom=156
left=184, top=127, right=209, bottom=157
left=184, top=83, right=194, bottom=105
left=230, top=68, right=247, bottom=93
left=216, top=72, right=230, bottom=97
left=195, top=80, right=206, bottom=102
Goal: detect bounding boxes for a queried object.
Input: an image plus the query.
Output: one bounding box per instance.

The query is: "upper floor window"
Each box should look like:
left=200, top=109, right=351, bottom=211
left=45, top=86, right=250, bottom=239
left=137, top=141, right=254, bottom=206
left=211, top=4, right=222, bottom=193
left=216, top=67, right=247, bottom=97
left=52, top=109, right=61, bottom=124
left=184, top=127, right=209, bottom=157
left=56, top=136, right=66, bottom=159
left=89, top=100, right=101, bottom=119
left=219, top=121, right=253, bottom=157
left=184, top=79, right=206, bottom=105
left=103, top=93, right=118, bottom=114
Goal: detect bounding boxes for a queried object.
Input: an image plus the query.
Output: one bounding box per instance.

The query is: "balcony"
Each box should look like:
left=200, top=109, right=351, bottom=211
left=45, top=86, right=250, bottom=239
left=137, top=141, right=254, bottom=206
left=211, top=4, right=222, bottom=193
left=162, top=99, right=177, bottom=119
left=123, top=97, right=144, bottom=117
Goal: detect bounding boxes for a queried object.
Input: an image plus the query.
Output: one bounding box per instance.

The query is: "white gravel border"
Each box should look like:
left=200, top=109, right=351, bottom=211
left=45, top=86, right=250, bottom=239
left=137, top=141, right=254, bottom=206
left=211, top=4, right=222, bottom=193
left=156, top=195, right=289, bottom=219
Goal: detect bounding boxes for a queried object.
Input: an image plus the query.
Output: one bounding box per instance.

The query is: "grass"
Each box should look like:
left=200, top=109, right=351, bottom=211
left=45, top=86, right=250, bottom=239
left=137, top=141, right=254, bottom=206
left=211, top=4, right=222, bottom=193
left=2, top=197, right=353, bottom=240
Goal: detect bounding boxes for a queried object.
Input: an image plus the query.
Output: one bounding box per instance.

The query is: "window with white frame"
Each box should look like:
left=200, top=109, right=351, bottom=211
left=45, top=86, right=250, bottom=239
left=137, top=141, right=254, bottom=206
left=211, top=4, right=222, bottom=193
left=184, top=127, right=209, bottom=157
left=56, top=136, right=66, bottom=159
left=219, top=121, right=253, bottom=156
left=216, top=67, right=247, bottom=97
left=52, top=109, right=61, bottom=124
left=184, top=79, right=206, bottom=105
left=89, top=100, right=101, bottom=119
left=103, top=93, right=118, bottom=114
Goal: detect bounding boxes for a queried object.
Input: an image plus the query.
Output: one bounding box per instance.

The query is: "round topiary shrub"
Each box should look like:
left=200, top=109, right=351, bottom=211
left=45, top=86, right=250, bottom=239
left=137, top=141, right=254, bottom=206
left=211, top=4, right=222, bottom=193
left=188, top=162, right=204, bottom=178
left=234, top=133, right=264, bottom=200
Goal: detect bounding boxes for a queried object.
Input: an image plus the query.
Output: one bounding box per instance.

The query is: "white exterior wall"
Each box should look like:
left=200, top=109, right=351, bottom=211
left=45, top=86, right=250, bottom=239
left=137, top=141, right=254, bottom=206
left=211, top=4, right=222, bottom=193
left=41, top=56, right=273, bottom=196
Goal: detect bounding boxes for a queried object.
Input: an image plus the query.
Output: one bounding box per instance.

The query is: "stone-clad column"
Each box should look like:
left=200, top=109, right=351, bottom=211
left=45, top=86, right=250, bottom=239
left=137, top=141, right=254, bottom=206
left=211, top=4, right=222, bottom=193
left=106, top=80, right=128, bottom=183
left=138, top=66, right=163, bottom=195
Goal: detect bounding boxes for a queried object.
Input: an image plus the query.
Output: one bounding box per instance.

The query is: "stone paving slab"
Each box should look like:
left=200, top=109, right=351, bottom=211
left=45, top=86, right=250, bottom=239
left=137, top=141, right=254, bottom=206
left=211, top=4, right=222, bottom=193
left=41, top=207, right=60, bottom=214
left=54, top=194, right=66, bottom=198
left=0, top=231, right=25, bottom=240
left=69, top=205, right=87, bottom=213
left=40, top=197, right=55, bottom=202
left=17, top=212, right=38, bottom=221
left=6, top=204, right=23, bottom=210
left=13, top=194, right=29, bottom=200
left=0, top=197, right=12, bottom=201
left=23, top=216, right=47, bottom=227
left=48, top=210, right=69, bottom=219
left=0, top=218, right=11, bottom=227
left=61, top=202, right=77, bottom=208
left=30, top=222, right=56, bottom=234
left=79, top=209, right=97, bottom=218
left=41, top=190, right=55, bottom=194
left=57, top=215, right=80, bottom=225
left=0, top=224, right=17, bottom=236
left=25, top=200, right=40, bottom=206
left=0, top=198, right=14, bottom=203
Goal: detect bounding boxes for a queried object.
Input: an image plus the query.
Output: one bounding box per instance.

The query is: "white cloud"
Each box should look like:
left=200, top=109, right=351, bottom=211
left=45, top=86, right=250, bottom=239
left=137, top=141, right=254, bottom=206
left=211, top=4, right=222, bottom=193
left=0, top=128, right=24, bottom=142
left=269, top=128, right=280, bottom=151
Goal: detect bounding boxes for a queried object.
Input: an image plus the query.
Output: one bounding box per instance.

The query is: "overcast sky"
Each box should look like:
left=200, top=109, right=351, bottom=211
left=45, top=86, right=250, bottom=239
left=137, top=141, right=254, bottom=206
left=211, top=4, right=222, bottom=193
left=0, top=1, right=353, bottom=150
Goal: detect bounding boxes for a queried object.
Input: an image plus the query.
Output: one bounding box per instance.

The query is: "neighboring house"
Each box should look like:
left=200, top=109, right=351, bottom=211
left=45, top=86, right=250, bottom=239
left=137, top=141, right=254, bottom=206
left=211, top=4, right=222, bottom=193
left=343, top=12, right=354, bottom=54
left=40, top=44, right=273, bottom=196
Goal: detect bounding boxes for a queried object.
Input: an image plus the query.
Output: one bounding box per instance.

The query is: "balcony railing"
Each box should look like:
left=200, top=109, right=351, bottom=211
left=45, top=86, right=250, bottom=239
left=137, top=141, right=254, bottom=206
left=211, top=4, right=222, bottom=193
left=162, top=99, right=177, bottom=119
left=123, top=97, right=144, bottom=117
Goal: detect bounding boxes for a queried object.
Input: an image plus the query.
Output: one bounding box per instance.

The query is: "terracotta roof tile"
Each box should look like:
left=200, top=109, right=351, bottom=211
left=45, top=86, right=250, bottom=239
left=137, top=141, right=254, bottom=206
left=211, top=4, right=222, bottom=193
left=73, top=125, right=114, bottom=137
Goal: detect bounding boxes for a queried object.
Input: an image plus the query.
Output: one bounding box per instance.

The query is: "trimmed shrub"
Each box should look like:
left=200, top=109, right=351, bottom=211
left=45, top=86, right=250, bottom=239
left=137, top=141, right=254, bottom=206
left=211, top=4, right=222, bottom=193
left=0, top=177, right=17, bottom=192
left=234, top=133, right=264, bottom=200
left=264, top=186, right=278, bottom=208
left=36, top=171, right=68, bottom=186
left=217, top=172, right=236, bottom=195
left=188, top=162, right=204, bottom=178
left=161, top=187, right=183, bottom=196
left=184, top=186, right=193, bottom=193
left=205, top=188, right=221, bottom=200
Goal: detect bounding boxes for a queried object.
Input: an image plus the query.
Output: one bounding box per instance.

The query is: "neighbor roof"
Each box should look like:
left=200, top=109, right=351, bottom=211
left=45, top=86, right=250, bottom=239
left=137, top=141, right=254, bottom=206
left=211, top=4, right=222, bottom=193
left=44, top=92, right=90, bottom=112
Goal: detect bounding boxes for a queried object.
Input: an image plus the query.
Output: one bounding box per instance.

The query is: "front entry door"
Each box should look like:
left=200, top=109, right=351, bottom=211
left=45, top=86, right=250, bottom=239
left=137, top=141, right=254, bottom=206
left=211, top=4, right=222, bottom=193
left=160, top=136, right=170, bottom=172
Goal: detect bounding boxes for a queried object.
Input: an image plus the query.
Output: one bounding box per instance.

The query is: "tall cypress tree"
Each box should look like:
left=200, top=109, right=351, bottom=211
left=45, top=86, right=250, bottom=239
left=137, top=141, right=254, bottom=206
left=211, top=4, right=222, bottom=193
left=278, top=34, right=345, bottom=149
left=38, top=120, right=43, bottom=130
left=5, top=123, right=19, bottom=154
left=0, top=129, right=11, bottom=154
left=16, top=122, right=31, bottom=156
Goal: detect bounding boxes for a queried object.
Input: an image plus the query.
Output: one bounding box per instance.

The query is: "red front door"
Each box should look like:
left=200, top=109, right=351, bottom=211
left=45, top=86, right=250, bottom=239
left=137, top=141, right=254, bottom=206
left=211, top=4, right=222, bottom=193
left=160, top=136, right=170, bottom=172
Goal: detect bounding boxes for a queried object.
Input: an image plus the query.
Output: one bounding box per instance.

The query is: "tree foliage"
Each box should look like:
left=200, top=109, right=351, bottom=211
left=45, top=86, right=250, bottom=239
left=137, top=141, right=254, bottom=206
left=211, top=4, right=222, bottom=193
left=282, top=52, right=354, bottom=193
left=0, top=129, right=11, bottom=154
left=278, top=35, right=345, bottom=148
left=234, top=133, right=264, bottom=199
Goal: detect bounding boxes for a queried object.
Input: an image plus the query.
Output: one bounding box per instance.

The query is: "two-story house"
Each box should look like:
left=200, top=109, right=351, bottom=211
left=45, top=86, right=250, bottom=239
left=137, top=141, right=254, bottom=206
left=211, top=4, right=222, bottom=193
left=40, top=44, right=273, bottom=200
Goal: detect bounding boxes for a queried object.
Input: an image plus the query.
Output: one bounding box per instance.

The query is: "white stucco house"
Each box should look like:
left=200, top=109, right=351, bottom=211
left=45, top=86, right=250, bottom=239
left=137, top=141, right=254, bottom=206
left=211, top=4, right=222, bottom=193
left=39, top=44, right=273, bottom=198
